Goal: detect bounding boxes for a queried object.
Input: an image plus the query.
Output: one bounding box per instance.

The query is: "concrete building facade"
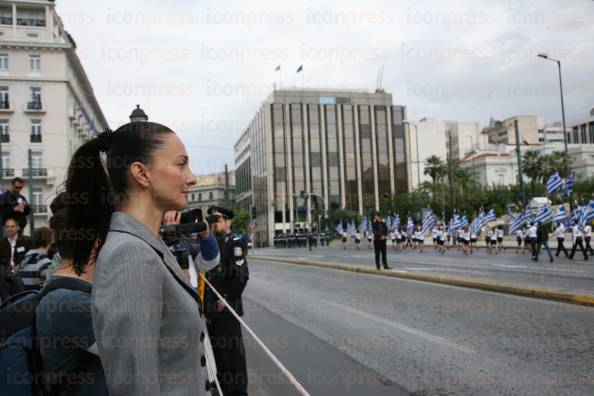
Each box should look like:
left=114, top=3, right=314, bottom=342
left=234, top=88, right=409, bottom=246
left=0, top=0, right=107, bottom=231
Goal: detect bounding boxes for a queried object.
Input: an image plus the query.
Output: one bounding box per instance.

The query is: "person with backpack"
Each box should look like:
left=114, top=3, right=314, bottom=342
left=17, top=227, right=53, bottom=290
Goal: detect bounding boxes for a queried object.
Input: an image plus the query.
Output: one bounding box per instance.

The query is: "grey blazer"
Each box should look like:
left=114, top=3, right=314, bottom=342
left=92, top=212, right=219, bottom=396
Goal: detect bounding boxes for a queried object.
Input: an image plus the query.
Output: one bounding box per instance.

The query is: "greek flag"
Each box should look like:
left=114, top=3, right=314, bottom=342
left=546, top=171, right=563, bottom=195
left=579, top=200, right=594, bottom=226
left=510, top=213, right=525, bottom=234
left=563, top=170, right=575, bottom=197
left=553, top=206, right=567, bottom=224
left=483, top=209, right=497, bottom=224
left=523, top=205, right=533, bottom=224
left=421, top=211, right=436, bottom=234
left=406, top=216, right=414, bottom=233
left=367, top=219, right=373, bottom=234
left=359, top=217, right=367, bottom=233
left=535, top=204, right=553, bottom=224
left=571, top=207, right=582, bottom=225
left=451, top=214, right=462, bottom=231
left=348, top=219, right=356, bottom=235
left=393, top=214, right=401, bottom=230
left=472, top=211, right=485, bottom=232
left=460, top=214, right=469, bottom=228
left=335, top=221, right=343, bottom=234
left=385, top=216, right=392, bottom=231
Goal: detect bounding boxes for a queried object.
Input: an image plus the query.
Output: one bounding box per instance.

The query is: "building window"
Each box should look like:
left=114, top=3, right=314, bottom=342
left=32, top=187, right=43, bottom=206
left=29, top=55, right=40, bottom=72
left=0, top=119, right=8, bottom=142
left=30, top=119, right=42, bottom=142
left=209, top=192, right=213, bottom=200
left=0, top=6, right=11, bottom=25
left=0, top=54, right=7, bottom=71
left=29, top=87, right=41, bottom=109
left=0, top=86, right=9, bottom=109
left=31, top=151, right=42, bottom=169
left=198, top=193, right=202, bottom=201
left=17, top=7, right=45, bottom=27
left=2, top=151, right=9, bottom=173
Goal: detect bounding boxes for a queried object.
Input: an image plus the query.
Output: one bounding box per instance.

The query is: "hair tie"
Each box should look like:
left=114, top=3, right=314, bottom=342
left=97, top=129, right=115, bottom=153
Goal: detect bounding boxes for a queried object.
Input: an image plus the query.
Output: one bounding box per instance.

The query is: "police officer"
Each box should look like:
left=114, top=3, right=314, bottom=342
left=205, top=207, right=249, bottom=396
left=372, top=212, right=391, bottom=270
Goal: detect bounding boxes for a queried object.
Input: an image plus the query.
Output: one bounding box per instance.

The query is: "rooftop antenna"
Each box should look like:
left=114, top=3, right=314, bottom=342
left=375, top=65, right=385, bottom=93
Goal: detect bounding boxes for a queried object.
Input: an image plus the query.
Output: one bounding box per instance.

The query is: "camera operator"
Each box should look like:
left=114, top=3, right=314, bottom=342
left=204, top=206, right=249, bottom=396
left=162, top=209, right=219, bottom=282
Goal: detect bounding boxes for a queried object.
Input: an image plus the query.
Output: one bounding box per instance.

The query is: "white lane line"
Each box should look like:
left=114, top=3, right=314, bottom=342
left=492, top=264, right=527, bottom=269
left=324, top=300, right=476, bottom=355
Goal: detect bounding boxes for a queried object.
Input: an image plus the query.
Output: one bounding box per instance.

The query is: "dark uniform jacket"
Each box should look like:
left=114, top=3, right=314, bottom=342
left=372, top=220, right=388, bottom=240
left=205, top=232, right=249, bottom=320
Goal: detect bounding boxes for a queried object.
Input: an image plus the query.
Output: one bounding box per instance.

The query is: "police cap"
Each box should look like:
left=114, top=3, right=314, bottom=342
left=208, top=206, right=234, bottom=219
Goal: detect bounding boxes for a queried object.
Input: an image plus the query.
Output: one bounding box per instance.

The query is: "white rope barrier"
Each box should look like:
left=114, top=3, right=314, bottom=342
left=200, top=273, right=311, bottom=396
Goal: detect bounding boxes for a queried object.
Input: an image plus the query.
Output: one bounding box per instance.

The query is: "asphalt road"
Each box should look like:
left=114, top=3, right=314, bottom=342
left=242, top=258, right=594, bottom=395
left=251, top=244, right=594, bottom=296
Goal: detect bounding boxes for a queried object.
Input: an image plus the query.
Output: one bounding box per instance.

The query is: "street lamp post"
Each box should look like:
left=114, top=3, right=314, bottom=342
left=538, top=53, right=569, bottom=169
left=403, top=121, right=423, bottom=223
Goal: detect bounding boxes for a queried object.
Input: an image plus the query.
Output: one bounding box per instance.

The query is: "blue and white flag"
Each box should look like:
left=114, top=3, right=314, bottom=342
left=535, top=204, right=553, bottom=224
left=546, top=171, right=563, bottom=195
left=523, top=205, right=533, bottom=224
left=421, top=211, right=436, bottom=234
left=359, top=217, right=367, bottom=233
left=563, top=170, right=575, bottom=197
left=406, top=216, right=414, bottom=233
left=335, top=221, right=343, bottom=234
left=367, top=219, right=373, bottom=234
left=392, top=214, right=401, bottom=230
left=451, top=214, right=462, bottom=231
left=483, top=209, right=497, bottom=224
left=579, top=200, right=594, bottom=226
left=385, top=216, right=392, bottom=231
left=460, top=214, right=469, bottom=228
left=553, top=205, right=567, bottom=224
left=510, top=213, right=525, bottom=234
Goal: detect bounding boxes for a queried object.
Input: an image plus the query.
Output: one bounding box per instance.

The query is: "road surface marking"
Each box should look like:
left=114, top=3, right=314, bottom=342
left=324, top=300, right=476, bottom=354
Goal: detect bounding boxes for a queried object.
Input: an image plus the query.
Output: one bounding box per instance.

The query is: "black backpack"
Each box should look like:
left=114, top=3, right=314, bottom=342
left=0, top=277, right=92, bottom=396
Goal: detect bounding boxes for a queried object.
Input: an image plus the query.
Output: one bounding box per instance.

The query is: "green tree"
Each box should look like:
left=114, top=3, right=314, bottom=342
left=231, top=208, right=251, bottom=234
left=522, top=150, right=544, bottom=183
left=423, top=155, right=446, bottom=183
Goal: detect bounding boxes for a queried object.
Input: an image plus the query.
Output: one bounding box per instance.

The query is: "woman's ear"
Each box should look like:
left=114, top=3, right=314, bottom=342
left=129, top=162, right=150, bottom=188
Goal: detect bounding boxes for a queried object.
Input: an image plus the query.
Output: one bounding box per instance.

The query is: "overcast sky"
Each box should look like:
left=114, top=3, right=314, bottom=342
left=58, top=0, right=594, bottom=175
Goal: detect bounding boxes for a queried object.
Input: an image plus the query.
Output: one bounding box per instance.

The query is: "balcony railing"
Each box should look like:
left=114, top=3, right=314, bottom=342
left=26, top=101, right=43, bottom=111
left=1, top=169, right=14, bottom=178
left=22, top=168, right=47, bottom=177
left=33, top=205, right=47, bottom=214
left=0, top=16, right=11, bottom=25
left=0, top=101, right=10, bottom=110
left=30, top=134, right=42, bottom=143
left=17, top=18, right=45, bottom=27
left=1, top=134, right=9, bottom=143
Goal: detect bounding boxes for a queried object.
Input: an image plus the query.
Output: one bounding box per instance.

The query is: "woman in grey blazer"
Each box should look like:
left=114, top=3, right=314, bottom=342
left=62, top=121, right=219, bottom=395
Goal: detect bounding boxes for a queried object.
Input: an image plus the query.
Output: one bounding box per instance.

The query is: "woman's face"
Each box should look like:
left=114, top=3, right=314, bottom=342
left=147, top=133, right=197, bottom=211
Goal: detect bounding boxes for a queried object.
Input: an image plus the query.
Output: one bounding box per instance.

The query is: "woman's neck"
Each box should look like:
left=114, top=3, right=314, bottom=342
left=120, top=194, right=163, bottom=236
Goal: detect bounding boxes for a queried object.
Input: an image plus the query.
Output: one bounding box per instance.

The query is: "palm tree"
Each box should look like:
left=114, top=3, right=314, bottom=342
left=522, top=150, right=544, bottom=184
left=424, top=155, right=446, bottom=183
left=542, top=151, right=569, bottom=180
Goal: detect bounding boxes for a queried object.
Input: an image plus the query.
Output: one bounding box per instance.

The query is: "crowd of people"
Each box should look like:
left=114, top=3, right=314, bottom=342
left=336, top=218, right=592, bottom=263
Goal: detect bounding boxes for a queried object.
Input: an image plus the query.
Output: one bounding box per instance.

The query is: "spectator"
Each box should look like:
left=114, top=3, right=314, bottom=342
left=17, top=226, right=53, bottom=290
left=0, top=218, right=33, bottom=270
left=1, top=177, right=32, bottom=234
left=535, top=221, right=554, bottom=263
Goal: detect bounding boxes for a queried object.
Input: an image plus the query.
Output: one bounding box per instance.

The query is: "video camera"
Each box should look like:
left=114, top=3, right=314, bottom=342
left=159, top=208, right=220, bottom=247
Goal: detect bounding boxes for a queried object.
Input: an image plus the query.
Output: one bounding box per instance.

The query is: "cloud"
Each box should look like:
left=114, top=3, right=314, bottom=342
left=58, top=0, right=594, bottom=173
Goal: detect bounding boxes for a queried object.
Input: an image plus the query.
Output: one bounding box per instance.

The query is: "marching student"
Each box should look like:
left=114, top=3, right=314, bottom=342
left=553, top=222, right=568, bottom=257
left=390, top=230, right=397, bottom=250
left=436, top=226, right=447, bottom=254
left=569, top=222, right=588, bottom=261
left=355, top=230, right=361, bottom=250
left=496, top=225, right=505, bottom=253
left=515, top=227, right=525, bottom=254
left=367, top=230, right=374, bottom=250
left=432, top=225, right=438, bottom=249
left=469, top=227, right=477, bottom=254
left=414, top=225, right=424, bottom=253
left=584, top=223, right=593, bottom=255
left=341, top=230, right=348, bottom=250
left=460, top=227, right=471, bottom=255
left=526, top=222, right=538, bottom=261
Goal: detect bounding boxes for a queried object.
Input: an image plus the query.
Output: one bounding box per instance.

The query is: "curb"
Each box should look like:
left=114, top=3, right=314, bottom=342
left=252, top=256, right=594, bottom=307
